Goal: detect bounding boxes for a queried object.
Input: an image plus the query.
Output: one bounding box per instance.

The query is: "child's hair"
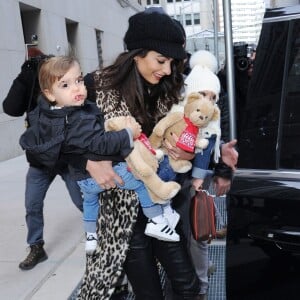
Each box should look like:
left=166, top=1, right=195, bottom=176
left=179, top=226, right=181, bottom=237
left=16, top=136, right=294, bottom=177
left=39, top=56, right=78, bottom=92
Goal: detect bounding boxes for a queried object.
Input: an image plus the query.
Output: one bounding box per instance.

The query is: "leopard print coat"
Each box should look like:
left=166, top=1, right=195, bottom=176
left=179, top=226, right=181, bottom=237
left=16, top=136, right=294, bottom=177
left=77, top=71, right=169, bottom=300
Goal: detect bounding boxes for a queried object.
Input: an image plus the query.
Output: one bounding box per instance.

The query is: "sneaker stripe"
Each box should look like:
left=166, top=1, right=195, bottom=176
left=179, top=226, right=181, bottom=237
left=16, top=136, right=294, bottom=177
left=161, top=226, right=176, bottom=236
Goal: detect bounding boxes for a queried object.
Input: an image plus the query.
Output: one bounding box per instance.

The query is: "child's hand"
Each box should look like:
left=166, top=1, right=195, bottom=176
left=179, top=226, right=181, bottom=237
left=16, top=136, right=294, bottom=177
left=125, top=116, right=142, bottom=139
left=192, top=178, right=204, bottom=192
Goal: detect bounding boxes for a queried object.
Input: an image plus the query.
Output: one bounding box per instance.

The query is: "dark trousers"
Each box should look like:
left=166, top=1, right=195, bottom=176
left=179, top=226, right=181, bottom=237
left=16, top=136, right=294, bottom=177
left=124, top=186, right=200, bottom=300
left=25, top=166, right=83, bottom=245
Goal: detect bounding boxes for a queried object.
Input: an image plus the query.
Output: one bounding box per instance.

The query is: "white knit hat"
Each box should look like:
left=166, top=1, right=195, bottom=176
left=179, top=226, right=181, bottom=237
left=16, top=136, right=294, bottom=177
left=184, top=65, right=221, bottom=100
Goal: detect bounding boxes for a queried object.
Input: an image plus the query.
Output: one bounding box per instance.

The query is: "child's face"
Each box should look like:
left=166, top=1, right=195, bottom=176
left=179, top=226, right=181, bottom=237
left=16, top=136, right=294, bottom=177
left=45, top=61, right=87, bottom=107
left=199, top=90, right=217, bottom=104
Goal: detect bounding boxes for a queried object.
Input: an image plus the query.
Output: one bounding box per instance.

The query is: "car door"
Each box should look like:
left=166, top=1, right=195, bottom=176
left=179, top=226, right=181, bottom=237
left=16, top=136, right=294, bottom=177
left=226, top=9, right=300, bottom=300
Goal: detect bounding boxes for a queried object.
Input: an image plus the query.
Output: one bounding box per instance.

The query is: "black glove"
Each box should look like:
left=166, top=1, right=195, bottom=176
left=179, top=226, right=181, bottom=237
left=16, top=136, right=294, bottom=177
left=17, top=67, right=36, bottom=87
left=21, top=58, right=39, bottom=72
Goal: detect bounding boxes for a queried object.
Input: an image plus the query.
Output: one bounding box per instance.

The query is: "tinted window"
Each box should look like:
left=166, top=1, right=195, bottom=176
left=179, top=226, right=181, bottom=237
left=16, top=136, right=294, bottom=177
left=280, top=19, right=300, bottom=169
left=238, top=20, right=289, bottom=169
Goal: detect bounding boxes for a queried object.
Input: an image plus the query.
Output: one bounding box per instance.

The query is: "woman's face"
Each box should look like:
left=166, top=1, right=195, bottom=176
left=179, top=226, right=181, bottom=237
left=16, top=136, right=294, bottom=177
left=134, top=50, right=173, bottom=84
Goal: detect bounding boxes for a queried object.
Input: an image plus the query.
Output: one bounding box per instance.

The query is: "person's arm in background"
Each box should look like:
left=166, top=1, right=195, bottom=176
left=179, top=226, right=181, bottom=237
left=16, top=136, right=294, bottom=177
left=213, top=90, right=238, bottom=196
left=191, top=136, right=217, bottom=191
left=2, top=59, right=38, bottom=116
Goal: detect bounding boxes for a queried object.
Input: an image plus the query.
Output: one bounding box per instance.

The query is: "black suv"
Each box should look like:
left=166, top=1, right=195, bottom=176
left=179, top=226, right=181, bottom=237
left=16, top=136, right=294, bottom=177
left=226, top=5, right=300, bottom=299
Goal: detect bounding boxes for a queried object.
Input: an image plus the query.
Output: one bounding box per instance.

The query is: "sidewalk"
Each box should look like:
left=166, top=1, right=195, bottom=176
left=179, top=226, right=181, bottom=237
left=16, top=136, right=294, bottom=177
left=0, top=155, right=85, bottom=300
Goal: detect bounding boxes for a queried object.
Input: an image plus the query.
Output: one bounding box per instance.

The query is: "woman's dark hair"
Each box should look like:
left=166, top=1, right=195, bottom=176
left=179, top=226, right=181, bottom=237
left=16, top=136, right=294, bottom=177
left=99, top=49, right=184, bottom=134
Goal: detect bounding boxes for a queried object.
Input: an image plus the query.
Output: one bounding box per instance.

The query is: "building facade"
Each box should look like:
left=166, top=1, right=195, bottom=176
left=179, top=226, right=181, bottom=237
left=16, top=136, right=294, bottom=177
left=142, top=0, right=299, bottom=59
left=0, top=0, right=143, bottom=161
left=218, top=0, right=266, bottom=44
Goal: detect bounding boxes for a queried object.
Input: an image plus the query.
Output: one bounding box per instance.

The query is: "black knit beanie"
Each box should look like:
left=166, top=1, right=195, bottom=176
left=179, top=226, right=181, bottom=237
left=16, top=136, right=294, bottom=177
left=124, top=12, right=186, bottom=60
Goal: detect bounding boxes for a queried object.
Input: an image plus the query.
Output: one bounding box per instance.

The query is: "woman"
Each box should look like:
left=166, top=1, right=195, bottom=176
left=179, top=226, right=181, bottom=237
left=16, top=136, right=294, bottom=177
left=78, top=11, right=201, bottom=300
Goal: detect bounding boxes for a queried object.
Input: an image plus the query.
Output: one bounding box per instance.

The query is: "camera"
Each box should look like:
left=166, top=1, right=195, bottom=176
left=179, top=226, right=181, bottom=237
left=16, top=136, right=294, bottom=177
left=234, top=42, right=252, bottom=72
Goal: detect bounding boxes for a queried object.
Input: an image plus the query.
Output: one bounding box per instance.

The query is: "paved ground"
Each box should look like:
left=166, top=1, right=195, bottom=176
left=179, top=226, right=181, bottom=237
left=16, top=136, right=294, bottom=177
left=0, top=155, right=86, bottom=300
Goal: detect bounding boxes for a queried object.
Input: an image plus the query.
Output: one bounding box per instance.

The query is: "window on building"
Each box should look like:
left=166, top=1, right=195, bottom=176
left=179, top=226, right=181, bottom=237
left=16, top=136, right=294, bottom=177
left=176, top=0, right=181, bottom=2
left=185, top=14, right=192, bottom=26
left=66, top=19, right=79, bottom=57
left=167, top=0, right=173, bottom=2
left=19, top=2, right=41, bottom=59
left=194, top=13, right=200, bottom=25
left=95, top=29, right=103, bottom=69
left=137, top=0, right=142, bottom=4
left=153, top=0, right=160, bottom=4
left=147, top=0, right=151, bottom=5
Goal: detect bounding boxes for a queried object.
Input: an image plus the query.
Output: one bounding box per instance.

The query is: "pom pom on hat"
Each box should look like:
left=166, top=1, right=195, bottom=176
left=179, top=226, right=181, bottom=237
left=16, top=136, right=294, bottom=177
left=189, top=50, right=218, bottom=74
left=124, top=12, right=186, bottom=60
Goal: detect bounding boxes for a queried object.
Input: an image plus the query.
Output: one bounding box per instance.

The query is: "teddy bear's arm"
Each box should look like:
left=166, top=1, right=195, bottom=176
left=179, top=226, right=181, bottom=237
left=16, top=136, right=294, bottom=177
left=152, top=112, right=184, bottom=137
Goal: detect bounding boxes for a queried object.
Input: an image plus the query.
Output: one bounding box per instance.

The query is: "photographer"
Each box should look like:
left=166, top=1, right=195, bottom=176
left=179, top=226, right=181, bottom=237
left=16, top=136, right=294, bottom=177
left=218, top=42, right=256, bottom=142
left=2, top=47, right=83, bottom=270
left=234, top=42, right=256, bottom=140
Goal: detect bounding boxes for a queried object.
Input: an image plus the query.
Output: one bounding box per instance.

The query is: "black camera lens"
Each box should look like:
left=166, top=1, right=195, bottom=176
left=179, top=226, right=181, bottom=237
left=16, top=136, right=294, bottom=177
left=236, top=57, right=249, bottom=71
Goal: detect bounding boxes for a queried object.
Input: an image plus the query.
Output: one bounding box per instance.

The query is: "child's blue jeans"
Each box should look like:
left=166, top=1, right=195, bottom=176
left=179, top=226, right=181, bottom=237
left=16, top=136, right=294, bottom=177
left=77, top=162, right=156, bottom=233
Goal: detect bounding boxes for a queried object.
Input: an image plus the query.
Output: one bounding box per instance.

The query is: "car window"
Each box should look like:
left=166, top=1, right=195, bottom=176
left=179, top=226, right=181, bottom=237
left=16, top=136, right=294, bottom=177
left=280, top=19, right=300, bottom=169
left=238, top=20, right=289, bottom=169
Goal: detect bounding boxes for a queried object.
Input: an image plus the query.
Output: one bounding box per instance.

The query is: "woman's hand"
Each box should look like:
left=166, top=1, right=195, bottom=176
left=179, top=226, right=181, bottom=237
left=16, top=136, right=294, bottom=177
left=86, top=160, right=123, bottom=190
left=164, top=133, right=195, bottom=161
left=213, top=176, right=231, bottom=196
left=221, top=139, right=238, bottom=171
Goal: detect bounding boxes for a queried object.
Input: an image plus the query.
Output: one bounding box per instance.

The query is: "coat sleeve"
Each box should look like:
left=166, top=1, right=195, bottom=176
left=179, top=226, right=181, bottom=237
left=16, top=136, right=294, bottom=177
left=65, top=113, right=133, bottom=159
left=3, top=62, right=37, bottom=116
left=192, top=136, right=216, bottom=179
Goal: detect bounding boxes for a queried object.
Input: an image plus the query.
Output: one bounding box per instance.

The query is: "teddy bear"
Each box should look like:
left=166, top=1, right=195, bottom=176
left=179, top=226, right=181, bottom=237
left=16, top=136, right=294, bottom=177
left=149, top=92, right=220, bottom=174
left=105, top=116, right=181, bottom=204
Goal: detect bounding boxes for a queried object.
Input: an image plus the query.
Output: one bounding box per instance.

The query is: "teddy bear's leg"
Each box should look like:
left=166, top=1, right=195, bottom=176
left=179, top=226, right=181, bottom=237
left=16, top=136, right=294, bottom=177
left=169, top=158, right=192, bottom=173
left=126, top=149, right=157, bottom=177
left=141, top=175, right=181, bottom=203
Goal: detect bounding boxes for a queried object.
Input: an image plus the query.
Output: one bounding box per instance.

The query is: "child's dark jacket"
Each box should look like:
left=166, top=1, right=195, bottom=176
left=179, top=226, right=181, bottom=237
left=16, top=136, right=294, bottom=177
left=19, top=96, right=133, bottom=178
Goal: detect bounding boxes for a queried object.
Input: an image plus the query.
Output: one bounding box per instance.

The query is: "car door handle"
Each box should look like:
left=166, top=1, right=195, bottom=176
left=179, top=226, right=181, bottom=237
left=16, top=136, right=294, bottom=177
left=249, top=226, right=300, bottom=245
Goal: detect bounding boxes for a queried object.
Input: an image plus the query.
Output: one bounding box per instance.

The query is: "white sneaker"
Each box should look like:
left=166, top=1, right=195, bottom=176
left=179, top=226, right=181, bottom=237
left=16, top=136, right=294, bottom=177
left=145, top=219, right=180, bottom=242
left=164, top=209, right=180, bottom=229
left=85, top=233, right=97, bottom=255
